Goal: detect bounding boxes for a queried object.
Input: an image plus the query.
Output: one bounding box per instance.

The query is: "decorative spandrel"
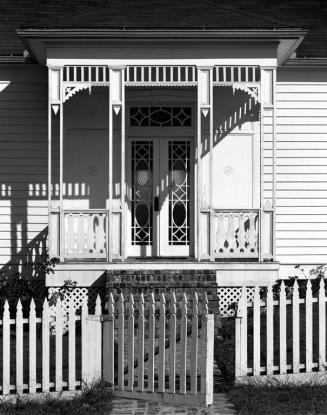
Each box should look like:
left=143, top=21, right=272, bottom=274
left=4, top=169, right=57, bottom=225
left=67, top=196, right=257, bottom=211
left=130, top=107, right=192, bottom=127
left=168, top=141, right=190, bottom=246
left=131, top=141, right=153, bottom=245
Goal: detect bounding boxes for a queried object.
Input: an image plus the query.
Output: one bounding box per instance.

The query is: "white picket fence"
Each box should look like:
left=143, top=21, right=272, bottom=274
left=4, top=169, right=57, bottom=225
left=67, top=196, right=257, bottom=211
left=0, top=291, right=214, bottom=406
left=102, top=292, right=214, bottom=406
left=235, top=280, right=327, bottom=384
left=0, top=295, right=101, bottom=396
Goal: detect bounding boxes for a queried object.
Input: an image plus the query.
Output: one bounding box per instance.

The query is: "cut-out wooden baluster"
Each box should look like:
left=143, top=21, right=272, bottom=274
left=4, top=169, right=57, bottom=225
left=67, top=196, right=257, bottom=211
left=55, top=298, right=63, bottom=392
left=16, top=299, right=24, bottom=395
left=117, top=293, right=125, bottom=389
left=2, top=300, right=10, bottom=394
left=238, top=213, right=246, bottom=253
left=226, top=213, right=236, bottom=252
left=266, top=283, right=274, bottom=375
left=158, top=293, right=166, bottom=393
left=68, top=297, right=76, bottom=391
left=248, top=213, right=257, bottom=253
left=191, top=292, right=199, bottom=394
left=292, top=279, right=300, bottom=374
left=253, top=285, right=260, bottom=376
left=306, top=279, right=313, bottom=372
left=319, top=278, right=326, bottom=371
left=180, top=293, right=187, bottom=394
left=169, top=292, right=177, bottom=393
left=108, top=293, right=115, bottom=386
left=216, top=213, right=225, bottom=252
left=128, top=294, right=135, bottom=391
left=42, top=298, right=49, bottom=393
left=138, top=294, right=145, bottom=392
left=148, top=293, right=155, bottom=392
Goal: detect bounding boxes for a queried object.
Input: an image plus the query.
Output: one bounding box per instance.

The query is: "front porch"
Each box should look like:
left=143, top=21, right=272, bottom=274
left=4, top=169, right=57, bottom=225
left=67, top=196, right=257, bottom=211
left=48, top=64, right=275, bottom=265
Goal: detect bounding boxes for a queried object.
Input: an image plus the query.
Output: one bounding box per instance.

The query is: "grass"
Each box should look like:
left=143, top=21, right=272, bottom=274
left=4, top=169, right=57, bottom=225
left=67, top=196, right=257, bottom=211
left=228, top=383, right=327, bottom=415
left=0, top=381, right=114, bottom=415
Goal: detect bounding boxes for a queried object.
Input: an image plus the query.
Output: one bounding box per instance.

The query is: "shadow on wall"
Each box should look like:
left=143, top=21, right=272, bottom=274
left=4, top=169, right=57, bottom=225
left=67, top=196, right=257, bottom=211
left=0, top=65, right=48, bottom=279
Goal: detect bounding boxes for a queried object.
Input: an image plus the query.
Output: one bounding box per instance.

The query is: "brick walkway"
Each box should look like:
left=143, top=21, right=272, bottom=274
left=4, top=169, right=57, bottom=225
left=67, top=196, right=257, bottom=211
left=110, top=393, right=237, bottom=414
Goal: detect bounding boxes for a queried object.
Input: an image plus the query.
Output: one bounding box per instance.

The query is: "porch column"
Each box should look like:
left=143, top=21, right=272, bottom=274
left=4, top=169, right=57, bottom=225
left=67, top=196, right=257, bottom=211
left=197, top=67, right=214, bottom=261
left=48, top=67, right=62, bottom=260
left=260, top=67, right=277, bottom=261
left=108, top=67, right=125, bottom=261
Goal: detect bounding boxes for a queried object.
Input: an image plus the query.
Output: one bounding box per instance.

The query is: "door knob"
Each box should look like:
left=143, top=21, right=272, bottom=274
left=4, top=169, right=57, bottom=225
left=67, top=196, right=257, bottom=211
left=154, top=196, right=159, bottom=212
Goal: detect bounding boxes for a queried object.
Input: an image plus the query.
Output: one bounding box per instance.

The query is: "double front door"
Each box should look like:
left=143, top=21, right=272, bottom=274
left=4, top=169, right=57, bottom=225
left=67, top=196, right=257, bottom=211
left=126, top=137, right=193, bottom=257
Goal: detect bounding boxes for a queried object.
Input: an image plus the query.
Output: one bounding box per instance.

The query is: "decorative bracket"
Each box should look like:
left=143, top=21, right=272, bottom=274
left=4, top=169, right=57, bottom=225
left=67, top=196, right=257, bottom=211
left=63, top=84, right=92, bottom=103
left=232, top=83, right=259, bottom=103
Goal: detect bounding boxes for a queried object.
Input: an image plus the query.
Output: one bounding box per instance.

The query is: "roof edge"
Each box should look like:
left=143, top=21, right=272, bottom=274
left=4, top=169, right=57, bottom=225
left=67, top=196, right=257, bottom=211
left=284, top=57, right=327, bottom=67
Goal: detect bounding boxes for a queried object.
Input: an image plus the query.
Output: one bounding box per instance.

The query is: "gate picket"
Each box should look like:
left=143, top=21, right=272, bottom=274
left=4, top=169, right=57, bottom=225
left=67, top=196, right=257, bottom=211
left=127, top=294, right=134, bottom=391
left=158, top=293, right=166, bottom=393
left=169, top=292, right=177, bottom=393
left=138, top=294, right=145, bottom=392
left=148, top=293, right=155, bottom=392
left=180, top=293, right=187, bottom=394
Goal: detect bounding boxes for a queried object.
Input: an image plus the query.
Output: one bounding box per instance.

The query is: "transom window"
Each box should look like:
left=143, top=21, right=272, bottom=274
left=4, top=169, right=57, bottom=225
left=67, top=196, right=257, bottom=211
left=130, top=107, right=192, bottom=127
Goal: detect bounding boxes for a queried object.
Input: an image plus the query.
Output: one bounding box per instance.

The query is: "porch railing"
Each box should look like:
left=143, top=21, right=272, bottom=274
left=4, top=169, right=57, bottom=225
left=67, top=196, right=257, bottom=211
left=53, top=210, right=108, bottom=260
left=213, top=209, right=259, bottom=259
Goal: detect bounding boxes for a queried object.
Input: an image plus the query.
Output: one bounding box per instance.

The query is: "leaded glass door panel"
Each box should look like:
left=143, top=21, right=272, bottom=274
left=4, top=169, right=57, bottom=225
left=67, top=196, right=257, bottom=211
left=126, top=137, right=192, bottom=257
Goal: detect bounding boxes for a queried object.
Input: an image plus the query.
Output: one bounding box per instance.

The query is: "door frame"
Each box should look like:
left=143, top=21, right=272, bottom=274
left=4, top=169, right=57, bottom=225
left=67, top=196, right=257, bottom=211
left=125, top=132, right=195, bottom=258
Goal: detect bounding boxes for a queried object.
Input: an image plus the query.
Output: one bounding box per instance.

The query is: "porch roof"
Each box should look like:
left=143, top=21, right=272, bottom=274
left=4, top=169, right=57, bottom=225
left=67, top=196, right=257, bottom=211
left=0, top=0, right=326, bottom=61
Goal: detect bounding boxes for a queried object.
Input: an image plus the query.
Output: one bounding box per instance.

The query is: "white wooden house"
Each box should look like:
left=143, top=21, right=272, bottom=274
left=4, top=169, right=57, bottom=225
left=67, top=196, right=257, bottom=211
left=0, top=2, right=326, bottom=294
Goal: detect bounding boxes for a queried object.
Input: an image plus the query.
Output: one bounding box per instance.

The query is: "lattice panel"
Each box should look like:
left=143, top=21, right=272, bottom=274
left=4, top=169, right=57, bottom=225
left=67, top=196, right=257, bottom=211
left=218, top=287, right=255, bottom=317
left=48, top=287, right=104, bottom=331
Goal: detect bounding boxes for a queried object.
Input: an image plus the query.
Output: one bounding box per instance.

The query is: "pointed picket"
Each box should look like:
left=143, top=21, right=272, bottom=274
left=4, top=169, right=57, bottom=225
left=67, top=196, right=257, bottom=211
left=81, top=297, right=89, bottom=383
left=148, top=292, right=155, bottom=392
left=253, top=285, right=261, bottom=377
left=169, top=292, right=177, bottom=393
left=95, top=294, right=102, bottom=316
left=138, top=293, right=145, bottom=392
left=292, top=280, right=300, bottom=374
left=55, top=298, right=63, bottom=392
left=16, top=299, right=24, bottom=394
left=68, top=297, right=76, bottom=391
left=127, top=293, right=135, bottom=391
left=42, top=298, right=50, bottom=393
left=180, top=293, right=187, bottom=394
left=306, top=279, right=313, bottom=372
left=117, top=293, right=125, bottom=389
left=29, top=298, right=37, bottom=393
left=319, top=278, right=326, bottom=371
left=266, top=283, right=274, bottom=375
left=2, top=300, right=10, bottom=395
left=158, top=293, right=166, bottom=393
left=191, top=292, right=199, bottom=394
left=279, top=281, right=287, bottom=375
left=107, top=293, right=115, bottom=387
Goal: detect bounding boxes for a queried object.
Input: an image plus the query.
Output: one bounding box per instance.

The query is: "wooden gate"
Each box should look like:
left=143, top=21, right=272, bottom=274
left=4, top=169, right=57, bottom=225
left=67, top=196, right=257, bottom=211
left=102, top=291, right=214, bottom=406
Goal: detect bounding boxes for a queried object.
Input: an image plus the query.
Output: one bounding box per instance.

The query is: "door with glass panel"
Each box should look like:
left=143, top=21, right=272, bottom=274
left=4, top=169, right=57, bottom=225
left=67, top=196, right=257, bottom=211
left=126, top=137, right=192, bottom=257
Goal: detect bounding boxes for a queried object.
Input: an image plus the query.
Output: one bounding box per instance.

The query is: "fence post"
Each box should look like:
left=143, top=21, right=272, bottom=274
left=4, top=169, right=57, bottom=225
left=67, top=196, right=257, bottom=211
left=235, top=285, right=247, bottom=378
left=82, top=295, right=102, bottom=385
left=202, top=294, right=214, bottom=406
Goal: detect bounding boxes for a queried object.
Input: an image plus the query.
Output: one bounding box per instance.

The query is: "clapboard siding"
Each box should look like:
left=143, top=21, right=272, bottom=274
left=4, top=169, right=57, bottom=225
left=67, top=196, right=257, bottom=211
left=0, top=65, right=48, bottom=269
left=263, top=109, right=273, bottom=205
left=276, top=82, right=327, bottom=264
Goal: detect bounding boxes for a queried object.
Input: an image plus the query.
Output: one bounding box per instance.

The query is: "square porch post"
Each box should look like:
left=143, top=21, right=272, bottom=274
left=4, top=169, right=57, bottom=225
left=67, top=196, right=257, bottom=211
left=197, top=67, right=214, bottom=261
left=108, top=67, right=126, bottom=261
left=48, top=67, right=63, bottom=260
